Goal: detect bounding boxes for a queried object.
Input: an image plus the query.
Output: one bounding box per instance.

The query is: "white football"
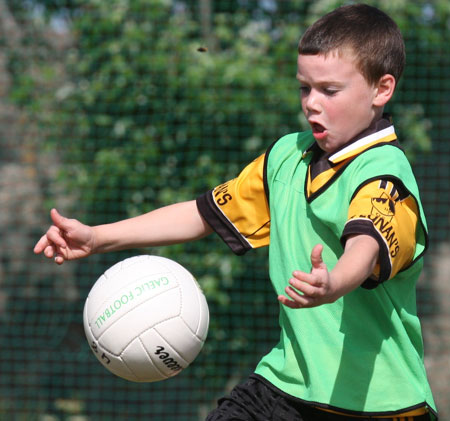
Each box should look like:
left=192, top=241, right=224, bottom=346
left=83, top=255, right=209, bottom=382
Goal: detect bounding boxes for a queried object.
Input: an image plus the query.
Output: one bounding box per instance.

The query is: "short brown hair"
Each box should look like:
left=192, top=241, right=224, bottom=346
left=298, top=4, right=405, bottom=86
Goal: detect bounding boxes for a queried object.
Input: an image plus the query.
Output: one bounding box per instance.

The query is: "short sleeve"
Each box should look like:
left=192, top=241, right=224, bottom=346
left=342, top=179, right=419, bottom=288
left=196, top=153, right=270, bottom=255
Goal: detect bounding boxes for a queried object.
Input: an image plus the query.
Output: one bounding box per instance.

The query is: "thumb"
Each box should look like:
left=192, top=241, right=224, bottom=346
left=50, top=208, right=71, bottom=230
left=310, top=244, right=325, bottom=270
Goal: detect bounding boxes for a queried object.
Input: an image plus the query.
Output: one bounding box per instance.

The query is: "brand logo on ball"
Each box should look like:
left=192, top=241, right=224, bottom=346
left=155, top=345, right=183, bottom=372
left=94, top=275, right=172, bottom=330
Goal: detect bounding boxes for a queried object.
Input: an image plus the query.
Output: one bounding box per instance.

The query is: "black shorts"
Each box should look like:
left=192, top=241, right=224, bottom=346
left=206, top=375, right=433, bottom=421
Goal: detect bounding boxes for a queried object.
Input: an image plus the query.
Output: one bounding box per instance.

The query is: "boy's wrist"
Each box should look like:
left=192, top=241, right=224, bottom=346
left=327, top=271, right=346, bottom=303
left=92, top=225, right=108, bottom=254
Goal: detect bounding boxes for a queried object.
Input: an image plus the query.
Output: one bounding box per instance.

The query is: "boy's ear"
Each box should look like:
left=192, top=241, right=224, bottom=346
left=373, top=74, right=396, bottom=107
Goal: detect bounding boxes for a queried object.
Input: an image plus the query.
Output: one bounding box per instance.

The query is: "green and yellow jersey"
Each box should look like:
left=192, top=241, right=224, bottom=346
left=197, top=116, right=437, bottom=418
left=198, top=118, right=423, bottom=287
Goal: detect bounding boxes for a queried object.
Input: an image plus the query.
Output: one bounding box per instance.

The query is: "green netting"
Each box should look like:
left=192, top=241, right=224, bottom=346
left=1, top=0, right=449, bottom=420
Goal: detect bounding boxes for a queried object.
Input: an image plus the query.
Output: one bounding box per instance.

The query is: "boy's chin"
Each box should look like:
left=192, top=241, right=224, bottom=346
left=315, top=139, right=341, bottom=155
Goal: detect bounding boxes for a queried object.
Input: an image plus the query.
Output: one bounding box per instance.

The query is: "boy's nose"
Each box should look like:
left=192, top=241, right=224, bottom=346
left=304, top=92, right=320, bottom=113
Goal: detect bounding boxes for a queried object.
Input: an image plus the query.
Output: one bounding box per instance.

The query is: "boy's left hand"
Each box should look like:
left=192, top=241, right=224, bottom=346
left=278, top=244, right=337, bottom=309
left=278, top=235, right=379, bottom=309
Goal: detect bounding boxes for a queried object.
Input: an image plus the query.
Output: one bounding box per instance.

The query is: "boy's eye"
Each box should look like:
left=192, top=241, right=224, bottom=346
left=323, top=88, right=338, bottom=95
left=299, top=85, right=338, bottom=96
left=299, top=86, right=310, bottom=95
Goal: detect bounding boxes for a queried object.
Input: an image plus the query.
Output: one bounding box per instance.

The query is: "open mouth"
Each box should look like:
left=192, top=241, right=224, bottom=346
left=310, top=122, right=327, bottom=140
left=311, top=122, right=325, bottom=133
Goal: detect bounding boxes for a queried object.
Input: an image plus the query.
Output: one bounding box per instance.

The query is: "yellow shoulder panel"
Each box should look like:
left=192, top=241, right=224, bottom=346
left=212, top=154, right=270, bottom=249
left=347, top=179, right=418, bottom=280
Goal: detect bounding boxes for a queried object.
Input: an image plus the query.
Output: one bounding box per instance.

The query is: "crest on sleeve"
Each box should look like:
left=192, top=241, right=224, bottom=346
left=370, top=180, right=400, bottom=222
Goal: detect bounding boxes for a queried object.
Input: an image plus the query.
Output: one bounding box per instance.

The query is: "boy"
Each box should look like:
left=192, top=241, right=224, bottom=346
left=34, top=4, right=437, bottom=420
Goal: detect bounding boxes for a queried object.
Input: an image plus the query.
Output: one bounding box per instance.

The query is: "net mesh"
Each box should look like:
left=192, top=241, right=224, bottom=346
left=1, top=0, right=449, bottom=419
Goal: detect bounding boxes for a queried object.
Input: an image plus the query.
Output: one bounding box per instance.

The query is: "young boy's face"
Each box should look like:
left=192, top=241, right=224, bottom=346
left=296, top=50, right=380, bottom=153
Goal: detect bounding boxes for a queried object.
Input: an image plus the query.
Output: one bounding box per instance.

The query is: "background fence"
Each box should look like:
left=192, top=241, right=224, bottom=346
left=0, top=0, right=449, bottom=419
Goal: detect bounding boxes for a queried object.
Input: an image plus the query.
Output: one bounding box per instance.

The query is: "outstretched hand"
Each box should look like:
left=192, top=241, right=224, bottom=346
left=278, top=244, right=337, bottom=309
left=278, top=235, right=379, bottom=309
left=33, top=209, right=95, bottom=265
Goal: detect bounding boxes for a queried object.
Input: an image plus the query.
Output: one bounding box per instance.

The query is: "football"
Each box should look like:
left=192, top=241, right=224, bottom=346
left=83, top=255, right=209, bottom=382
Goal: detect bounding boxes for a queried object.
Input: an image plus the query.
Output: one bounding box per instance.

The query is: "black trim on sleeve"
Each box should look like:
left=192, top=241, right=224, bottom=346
left=341, top=219, right=391, bottom=290
left=349, top=175, right=429, bottom=273
left=196, top=191, right=251, bottom=256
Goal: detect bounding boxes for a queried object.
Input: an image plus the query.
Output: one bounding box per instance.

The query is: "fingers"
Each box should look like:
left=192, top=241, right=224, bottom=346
left=278, top=294, right=302, bottom=309
left=278, top=244, right=331, bottom=309
left=289, top=273, right=320, bottom=297
left=33, top=209, right=69, bottom=264
left=45, top=225, right=68, bottom=249
left=33, top=234, right=50, bottom=254
left=34, top=236, right=67, bottom=265
left=34, top=210, right=68, bottom=251
left=54, top=254, right=66, bottom=265
left=35, top=233, right=67, bottom=263
left=278, top=274, right=322, bottom=309
left=43, top=244, right=55, bottom=258
left=278, top=289, right=314, bottom=309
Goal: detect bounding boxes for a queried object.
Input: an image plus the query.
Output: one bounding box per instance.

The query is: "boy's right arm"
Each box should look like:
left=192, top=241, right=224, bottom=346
left=33, top=200, right=212, bottom=265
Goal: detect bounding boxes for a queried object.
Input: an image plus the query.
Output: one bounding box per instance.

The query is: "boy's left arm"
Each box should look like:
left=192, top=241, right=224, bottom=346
left=279, top=177, right=420, bottom=309
left=278, top=234, right=379, bottom=309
